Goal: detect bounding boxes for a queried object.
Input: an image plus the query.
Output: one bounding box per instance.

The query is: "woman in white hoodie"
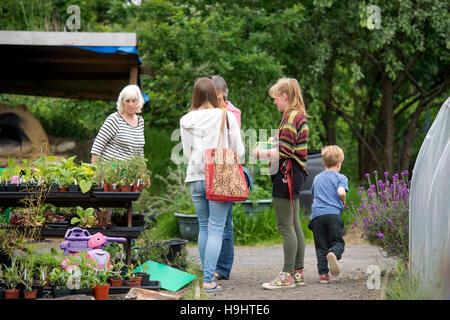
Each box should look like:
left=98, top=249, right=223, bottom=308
left=180, top=78, right=245, bottom=292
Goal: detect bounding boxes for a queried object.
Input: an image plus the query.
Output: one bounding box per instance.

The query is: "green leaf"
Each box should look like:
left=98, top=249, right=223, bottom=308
left=79, top=180, right=92, bottom=194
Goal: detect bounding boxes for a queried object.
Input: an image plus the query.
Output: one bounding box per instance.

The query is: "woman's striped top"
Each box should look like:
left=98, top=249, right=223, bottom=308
left=91, top=112, right=145, bottom=161
left=278, top=110, right=308, bottom=172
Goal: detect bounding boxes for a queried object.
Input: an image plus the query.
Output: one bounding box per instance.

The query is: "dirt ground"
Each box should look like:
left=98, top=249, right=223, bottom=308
left=186, top=227, right=397, bottom=300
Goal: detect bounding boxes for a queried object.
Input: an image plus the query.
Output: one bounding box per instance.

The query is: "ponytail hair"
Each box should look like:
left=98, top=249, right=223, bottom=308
left=268, top=78, right=307, bottom=117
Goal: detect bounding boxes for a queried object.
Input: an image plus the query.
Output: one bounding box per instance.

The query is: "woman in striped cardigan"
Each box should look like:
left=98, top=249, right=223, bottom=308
left=254, top=78, right=309, bottom=289
left=91, top=84, right=146, bottom=165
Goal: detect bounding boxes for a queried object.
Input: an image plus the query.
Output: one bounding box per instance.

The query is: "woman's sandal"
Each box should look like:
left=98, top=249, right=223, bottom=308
left=202, top=283, right=223, bottom=293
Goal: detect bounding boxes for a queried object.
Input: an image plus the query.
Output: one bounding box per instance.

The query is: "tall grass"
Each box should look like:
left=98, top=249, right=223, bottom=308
left=384, top=271, right=440, bottom=300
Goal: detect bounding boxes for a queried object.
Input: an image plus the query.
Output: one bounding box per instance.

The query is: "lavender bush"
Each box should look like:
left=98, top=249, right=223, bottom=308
left=347, top=170, right=410, bottom=262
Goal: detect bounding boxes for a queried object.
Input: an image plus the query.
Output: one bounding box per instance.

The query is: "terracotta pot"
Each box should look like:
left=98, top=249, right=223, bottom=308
left=93, top=284, right=110, bottom=300
left=4, top=288, right=20, bottom=299
left=24, top=290, right=38, bottom=299
left=110, top=277, right=123, bottom=287
left=103, top=184, right=110, bottom=192
left=124, top=280, right=139, bottom=287
left=57, top=187, right=68, bottom=192
left=119, top=185, right=132, bottom=192
left=133, top=276, right=142, bottom=286
left=132, top=185, right=143, bottom=192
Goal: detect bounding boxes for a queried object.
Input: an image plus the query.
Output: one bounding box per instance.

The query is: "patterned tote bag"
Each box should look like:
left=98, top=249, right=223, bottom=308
left=205, top=109, right=248, bottom=202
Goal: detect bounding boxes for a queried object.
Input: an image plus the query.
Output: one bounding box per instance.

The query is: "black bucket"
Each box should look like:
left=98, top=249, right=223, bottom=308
left=161, top=239, right=188, bottom=262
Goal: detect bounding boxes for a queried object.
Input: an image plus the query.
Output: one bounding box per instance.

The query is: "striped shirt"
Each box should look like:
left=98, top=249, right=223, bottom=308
left=278, top=110, right=308, bottom=172
left=91, top=112, right=145, bottom=161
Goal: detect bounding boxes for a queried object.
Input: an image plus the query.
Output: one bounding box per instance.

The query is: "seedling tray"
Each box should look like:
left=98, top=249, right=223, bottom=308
left=109, top=281, right=161, bottom=294
left=93, top=191, right=141, bottom=200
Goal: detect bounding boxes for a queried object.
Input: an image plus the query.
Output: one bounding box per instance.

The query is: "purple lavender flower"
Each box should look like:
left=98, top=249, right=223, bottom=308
left=384, top=171, right=389, bottom=177
left=353, top=222, right=358, bottom=227
left=373, top=170, right=378, bottom=175
left=349, top=201, right=353, bottom=205
left=365, top=173, right=370, bottom=178
left=377, top=232, right=384, bottom=239
left=401, top=170, right=409, bottom=176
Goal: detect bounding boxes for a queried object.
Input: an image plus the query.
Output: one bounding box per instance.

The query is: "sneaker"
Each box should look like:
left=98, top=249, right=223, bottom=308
left=262, top=272, right=296, bottom=290
left=319, top=273, right=329, bottom=284
left=294, top=269, right=306, bottom=286
left=327, top=252, right=340, bottom=276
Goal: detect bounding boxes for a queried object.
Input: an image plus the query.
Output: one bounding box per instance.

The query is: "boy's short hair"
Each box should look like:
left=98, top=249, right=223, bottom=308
left=321, top=145, right=344, bottom=168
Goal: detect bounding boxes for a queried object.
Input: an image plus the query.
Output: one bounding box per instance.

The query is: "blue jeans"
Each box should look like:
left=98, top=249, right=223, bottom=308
left=189, top=180, right=231, bottom=283
left=216, top=203, right=234, bottom=279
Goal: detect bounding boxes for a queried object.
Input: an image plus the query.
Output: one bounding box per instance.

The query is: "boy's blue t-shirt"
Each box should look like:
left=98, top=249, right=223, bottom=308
left=310, top=170, right=348, bottom=220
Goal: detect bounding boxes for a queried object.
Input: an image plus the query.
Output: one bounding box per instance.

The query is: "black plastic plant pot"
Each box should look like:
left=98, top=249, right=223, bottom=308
left=5, top=183, right=18, bottom=192
left=68, top=184, right=80, bottom=192
left=0, top=182, right=6, bottom=192
left=48, top=183, right=59, bottom=193
left=17, top=184, right=29, bottom=192
left=25, top=183, right=40, bottom=193
left=52, top=287, right=72, bottom=298
left=134, top=272, right=150, bottom=286
left=92, top=186, right=104, bottom=192
left=162, top=239, right=188, bottom=262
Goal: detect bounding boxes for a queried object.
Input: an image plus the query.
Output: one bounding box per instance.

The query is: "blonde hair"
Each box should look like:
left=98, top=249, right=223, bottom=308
left=268, top=77, right=307, bottom=117
left=321, top=145, right=345, bottom=168
left=116, top=84, right=145, bottom=114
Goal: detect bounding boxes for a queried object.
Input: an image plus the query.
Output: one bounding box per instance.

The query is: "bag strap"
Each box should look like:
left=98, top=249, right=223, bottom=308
left=216, top=109, right=227, bottom=150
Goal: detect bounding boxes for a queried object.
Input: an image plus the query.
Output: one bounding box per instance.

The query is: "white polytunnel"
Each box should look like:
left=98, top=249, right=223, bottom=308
left=410, top=96, right=450, bottom=299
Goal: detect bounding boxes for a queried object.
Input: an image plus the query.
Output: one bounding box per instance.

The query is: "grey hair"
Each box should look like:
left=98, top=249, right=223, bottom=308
left=116, top=84, right=145, bottom=114
left=211, top=75, right=229, bottom=100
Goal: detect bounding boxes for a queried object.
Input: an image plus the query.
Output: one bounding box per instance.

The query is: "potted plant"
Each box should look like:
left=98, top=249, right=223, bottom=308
left=3, top=156, right=22, bottom=192
left=34, top=265, right=52, bottom=298
left=1, top=258, right=21, bottom=299
left=123, top=263, right=139, bottom=287
left=109, top=260, right=125, bottom=287
left=48, top=267, right=71, bottom=298
left=102, top=159, right=121, bottom=192
left=238, top=184, right=273, bottom=217
left=21, top=263, right=38, bottom=299
left=91, top=267, right=112, bottom=300
left=70, top=206, right=96, bottom=228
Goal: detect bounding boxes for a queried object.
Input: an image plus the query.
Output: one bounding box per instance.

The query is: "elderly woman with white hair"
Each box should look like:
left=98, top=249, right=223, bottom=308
left=91, top=84, right=146, bottom=165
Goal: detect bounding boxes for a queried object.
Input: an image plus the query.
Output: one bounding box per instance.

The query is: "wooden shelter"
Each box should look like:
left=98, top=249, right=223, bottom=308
left=0, top=31, right=149, bottom=101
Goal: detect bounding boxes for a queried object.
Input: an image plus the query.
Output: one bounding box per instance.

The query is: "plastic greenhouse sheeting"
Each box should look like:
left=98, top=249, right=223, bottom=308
left=410, top=96, right=450, bottom=299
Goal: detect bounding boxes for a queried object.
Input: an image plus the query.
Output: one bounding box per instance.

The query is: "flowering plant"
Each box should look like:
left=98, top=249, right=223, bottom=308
left=347, top=170, right=410, bottom=262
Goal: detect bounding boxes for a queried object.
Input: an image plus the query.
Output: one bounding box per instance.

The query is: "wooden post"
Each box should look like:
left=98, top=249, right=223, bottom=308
left=129, top=64, right=138, bottom=85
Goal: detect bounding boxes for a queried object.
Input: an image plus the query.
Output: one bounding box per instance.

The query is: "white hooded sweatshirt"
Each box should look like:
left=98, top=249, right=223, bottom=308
left=180, top=108, right=245, bottom=183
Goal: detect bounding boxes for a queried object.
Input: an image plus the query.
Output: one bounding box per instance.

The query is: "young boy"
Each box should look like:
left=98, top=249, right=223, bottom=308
left=308, top=145, right=348, bottom=284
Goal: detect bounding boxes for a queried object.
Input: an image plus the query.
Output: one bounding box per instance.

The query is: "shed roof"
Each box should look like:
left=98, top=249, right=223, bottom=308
left=0, top=31, right=150, bottom=101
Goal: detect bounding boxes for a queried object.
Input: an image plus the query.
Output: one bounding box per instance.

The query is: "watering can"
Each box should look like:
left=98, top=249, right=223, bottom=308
left=60, top=227, right=127, bottom=269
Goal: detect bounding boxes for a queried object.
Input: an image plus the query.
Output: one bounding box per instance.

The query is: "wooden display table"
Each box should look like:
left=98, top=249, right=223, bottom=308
left=0, top=190, right=143, bottom=265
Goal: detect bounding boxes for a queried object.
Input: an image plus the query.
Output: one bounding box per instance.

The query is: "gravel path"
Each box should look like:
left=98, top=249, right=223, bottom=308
left=187, top=233, right=397, bottom=300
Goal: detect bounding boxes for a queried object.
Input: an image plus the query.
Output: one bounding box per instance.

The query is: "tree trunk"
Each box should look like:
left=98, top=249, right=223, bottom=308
left=381, top=76, right=395, bottom=174
left=323, top=105, right=336, bottom=145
